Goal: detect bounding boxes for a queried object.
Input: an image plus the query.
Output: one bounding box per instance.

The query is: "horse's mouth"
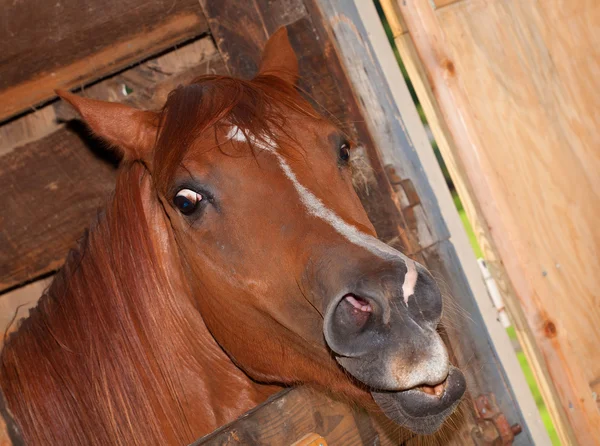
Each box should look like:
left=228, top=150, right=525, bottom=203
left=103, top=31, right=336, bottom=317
left=371, top=366, right=466, bottom=435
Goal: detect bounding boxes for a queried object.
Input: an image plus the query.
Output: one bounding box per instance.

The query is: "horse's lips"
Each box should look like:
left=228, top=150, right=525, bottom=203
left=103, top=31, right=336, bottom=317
left=371, top=366, right=466, bottom=435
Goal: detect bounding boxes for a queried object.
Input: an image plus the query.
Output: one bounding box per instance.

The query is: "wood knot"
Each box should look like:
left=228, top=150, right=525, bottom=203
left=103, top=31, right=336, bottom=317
left=543, top=320, right=557, bottom=338
left=442, top=59, right=455, bottom=77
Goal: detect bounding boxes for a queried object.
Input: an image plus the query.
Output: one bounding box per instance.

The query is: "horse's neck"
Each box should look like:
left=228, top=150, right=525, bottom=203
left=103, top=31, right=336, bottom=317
left=0, top=169, right=279, bottom=445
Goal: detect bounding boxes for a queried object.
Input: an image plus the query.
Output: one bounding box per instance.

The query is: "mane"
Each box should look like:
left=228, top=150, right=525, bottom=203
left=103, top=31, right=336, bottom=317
left=152, top=74, right=321, bottom=189
left=0, top=163, right=215, bottom=445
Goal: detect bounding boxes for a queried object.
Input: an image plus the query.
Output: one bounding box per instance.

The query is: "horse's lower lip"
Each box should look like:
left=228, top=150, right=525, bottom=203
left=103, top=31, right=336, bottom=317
left=371, top=366, right=466, bottom=435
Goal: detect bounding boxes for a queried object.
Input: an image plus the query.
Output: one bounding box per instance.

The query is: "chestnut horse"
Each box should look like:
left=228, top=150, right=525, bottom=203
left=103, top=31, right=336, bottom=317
left=0, top=29, right=465, bottom=445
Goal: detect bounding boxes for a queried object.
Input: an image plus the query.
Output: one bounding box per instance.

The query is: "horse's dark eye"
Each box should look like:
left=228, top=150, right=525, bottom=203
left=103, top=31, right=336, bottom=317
left=339, top=142, right=351, bottom=162
left=174, top=188, right=202, bottom=215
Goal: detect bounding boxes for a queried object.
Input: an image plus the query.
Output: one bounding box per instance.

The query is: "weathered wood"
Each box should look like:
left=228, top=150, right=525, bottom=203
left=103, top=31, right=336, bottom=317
left=0, top=128, right=117, bottom=293
left=0, top=0, right=209, bottom=122
left=194, top=387, right=414, bottom=446
left=289, top=433, right=327, bottom=446
left=0, top=38, right=226, bottom=294
left=395, top=0, right=599, bottom=443
left=378, top=0, right=565, bottom=442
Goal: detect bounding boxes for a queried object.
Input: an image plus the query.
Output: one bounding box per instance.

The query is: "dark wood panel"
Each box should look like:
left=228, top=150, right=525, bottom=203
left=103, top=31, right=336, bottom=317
left=0, top=39, right=227, bottom=294
left=194, top=387, right=413, bottom=445
left=199, top=0, right=268, bottom=78
left=0, top=124, right=117, bottom=293
left=0, top=0, right=209, bottom=122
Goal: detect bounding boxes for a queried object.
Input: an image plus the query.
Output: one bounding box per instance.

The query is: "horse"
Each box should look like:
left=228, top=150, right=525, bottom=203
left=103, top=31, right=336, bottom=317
left=0, top=28, right=466, bottom=445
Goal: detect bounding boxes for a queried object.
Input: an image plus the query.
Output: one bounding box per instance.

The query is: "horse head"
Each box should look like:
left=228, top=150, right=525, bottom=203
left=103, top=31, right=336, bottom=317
left=58, top=28, right=466, bottom=435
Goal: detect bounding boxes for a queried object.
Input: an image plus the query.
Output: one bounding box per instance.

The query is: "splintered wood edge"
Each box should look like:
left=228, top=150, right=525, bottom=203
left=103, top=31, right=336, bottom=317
left=290, top=433, right=328, bottom=446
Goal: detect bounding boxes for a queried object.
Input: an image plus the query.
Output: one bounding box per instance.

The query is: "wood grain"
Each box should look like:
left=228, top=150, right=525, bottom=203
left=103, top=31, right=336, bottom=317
left=378, top=0, right=566, bottom=442
left=0, top=38, right=226, bottom=294
left=431, top=0, right=464, bottom=9
left=0, top=0, right=209, bottom=122
left=193, top=387, right=413, bottom=446
left=396, top=0, right=600, bottom=443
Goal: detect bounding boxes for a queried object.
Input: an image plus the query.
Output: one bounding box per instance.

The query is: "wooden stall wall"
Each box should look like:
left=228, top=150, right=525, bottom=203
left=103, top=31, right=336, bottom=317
left=381, top=0, right=600, bottom=444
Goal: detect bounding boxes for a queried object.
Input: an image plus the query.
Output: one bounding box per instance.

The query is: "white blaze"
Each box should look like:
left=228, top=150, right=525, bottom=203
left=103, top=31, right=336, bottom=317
left=227, top=126, right=418, bottom=303
left=402, top=258, right=418, bottom=304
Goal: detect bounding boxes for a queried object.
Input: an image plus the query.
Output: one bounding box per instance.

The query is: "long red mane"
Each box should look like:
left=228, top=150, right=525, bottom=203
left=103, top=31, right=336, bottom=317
left=1, top=164, right=208, bottom=444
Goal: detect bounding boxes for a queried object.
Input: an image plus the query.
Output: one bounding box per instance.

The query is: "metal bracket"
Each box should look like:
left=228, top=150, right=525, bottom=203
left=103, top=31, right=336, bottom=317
left=384, top=165, right=421, bottom=211
left=471, top=394, right=522, bottom=445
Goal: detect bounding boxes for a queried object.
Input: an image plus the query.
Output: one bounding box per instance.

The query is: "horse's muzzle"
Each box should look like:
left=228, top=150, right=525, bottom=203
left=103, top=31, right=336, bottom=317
left=321, top=259, right=466, bottom=433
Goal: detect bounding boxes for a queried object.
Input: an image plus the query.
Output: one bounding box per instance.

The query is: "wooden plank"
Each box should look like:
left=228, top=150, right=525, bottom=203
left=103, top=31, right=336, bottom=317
left=0, top=38, right=226, bottom=294
left=378, top=1, right=560, bottom=443
left=0, top=128, right=117, bottom=293
left=193, top=387, right=414, bottom=445
left=0, top=0, right=209, bottom=122
left=0, top=107, right=59, bottom=157
left=431, top=0, right=464, bottom=9
left=395, top=0, right=599, bottom=443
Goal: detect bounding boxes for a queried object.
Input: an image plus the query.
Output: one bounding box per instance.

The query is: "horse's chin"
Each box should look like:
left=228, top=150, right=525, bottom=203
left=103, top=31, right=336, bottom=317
left=371, top=366, right=466, bottom=435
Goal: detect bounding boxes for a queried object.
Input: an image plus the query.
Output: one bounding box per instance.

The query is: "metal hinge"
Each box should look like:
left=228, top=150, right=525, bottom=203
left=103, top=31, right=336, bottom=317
left=471, top=394, right=523, bottom=445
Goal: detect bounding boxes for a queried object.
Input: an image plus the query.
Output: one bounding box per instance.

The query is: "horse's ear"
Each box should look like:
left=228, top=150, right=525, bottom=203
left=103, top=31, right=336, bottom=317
left=256, top=27, right=299, bottom=85
left=56, top=90, right=158, bottom=162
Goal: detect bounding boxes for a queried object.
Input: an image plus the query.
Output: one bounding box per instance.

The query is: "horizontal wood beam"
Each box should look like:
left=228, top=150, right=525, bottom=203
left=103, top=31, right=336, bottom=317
left=0, top=0, right=209, bottom=122
left=0, top=38, right=226, bottom=294
left=193, top=387, right=411, bottom=445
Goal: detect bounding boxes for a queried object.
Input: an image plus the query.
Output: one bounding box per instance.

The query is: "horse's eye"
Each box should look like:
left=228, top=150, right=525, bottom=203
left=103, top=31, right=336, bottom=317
left=174, top=189, right=202, bottom=215
left=339, top=142, right=351, bottom=163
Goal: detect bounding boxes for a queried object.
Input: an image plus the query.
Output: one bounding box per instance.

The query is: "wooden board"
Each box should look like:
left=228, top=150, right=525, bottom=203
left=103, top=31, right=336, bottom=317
left=0, top=38, right=226, bottom=294
left=377, top=0, right=559, bottom=443
left=394, top=0, right=600, bottom=443
left=194, top=387, right=413, bottom=446
left=0, top=0, right=209, bottom=122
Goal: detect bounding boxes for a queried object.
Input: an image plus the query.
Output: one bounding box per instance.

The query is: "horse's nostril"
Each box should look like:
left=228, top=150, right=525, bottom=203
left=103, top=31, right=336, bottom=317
left=344, top=295, right=373, bottom=313
left=323, top=293, right=380, bottom=357
left=337, top=294, right=373, bottom=332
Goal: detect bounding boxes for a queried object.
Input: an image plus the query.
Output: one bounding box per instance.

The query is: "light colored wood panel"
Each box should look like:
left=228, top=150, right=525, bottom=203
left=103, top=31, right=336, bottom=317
left=0, top=278, right=50, bottom=347
left=431, top=0, right=464, bottom=9
left=379, top=0, right=407, bottom=37
left=386, top=13, right=565, bottom=446
left=397, top=0, right=599, bottom=443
